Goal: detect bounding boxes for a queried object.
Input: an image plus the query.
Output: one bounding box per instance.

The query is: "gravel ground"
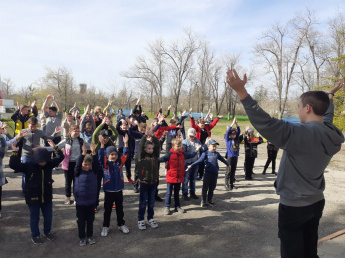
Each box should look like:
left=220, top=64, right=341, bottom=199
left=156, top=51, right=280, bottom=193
left=0, top=135, right=344, bottom=258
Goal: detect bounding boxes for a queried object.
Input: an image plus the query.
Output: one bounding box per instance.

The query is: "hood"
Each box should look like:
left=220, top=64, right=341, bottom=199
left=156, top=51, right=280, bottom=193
left=322, top=122, right=345, bottom=156
left=33, top=148, right=51, bottom=164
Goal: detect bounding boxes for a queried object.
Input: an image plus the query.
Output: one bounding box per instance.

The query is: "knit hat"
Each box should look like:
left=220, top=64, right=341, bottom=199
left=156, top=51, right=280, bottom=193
left=33, top=148, right=51, bottom=164
left=106, top=146, right=118, bottom=157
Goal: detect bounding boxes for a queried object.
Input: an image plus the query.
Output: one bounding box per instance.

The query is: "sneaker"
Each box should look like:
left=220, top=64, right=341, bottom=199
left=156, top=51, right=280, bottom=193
left=196, top=177, right=202, bottom=181
left=79, top=238, right=87, bottom=246
left=175, top=207, right=185, bottom=213
left=65, top=197, right=71, bottom=205
left=53, top=167, right=59, bottom=171
left=155, top=196, right=163, bottom=202
left=272, top=171, right=277, bottom=175
left=31, top=236, right=43, bottom=245
left=164, top=207, right=170, bottom=215
left=190, top=194, right=199, bottom=199
left=245, top=177, right=253, bottom=180
left=200, top=201, right=208, bottom=208
left=147, top=219, right=158, bottom=228
left=87, top=237, right=96, bottom=245
left=43, top=232, right=55, bottom=241
left=127, top=178, right=135, bottom=183
left=101, top=227, right=109, bottom=237
left=133, top=187, right=139, bottom=193
left=138, top=220, right=146, bottom=230
left=118, top=225, right=129, bottom=234
left=207, top=200, right=215, bottom=206
left=183, top=195, right=190, bottom=201
left=230, top=184, right=237, bottom=190
left=112, top=204, right=116, bottom=209
left=224, top=184, right=230, bottom=190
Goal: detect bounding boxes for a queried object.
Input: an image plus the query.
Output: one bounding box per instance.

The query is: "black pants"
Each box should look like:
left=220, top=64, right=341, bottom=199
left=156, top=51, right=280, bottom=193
left=278, top=199, right=325, bottom=258
left=202, top=172, right=218, bottom=202
left=244, top=157, right=255, bottom=178
left=96, top=168, right=103, bottom=207
left=103, top=191, right=125, bottom=227
left=0, top=186, right=2, bottom=211
left=118, top=147, right=132, bottom=180
left=198, top=163, right=205, bottom=179
left=264, top=150, right=278, bottom=172
left=225, top=157, right=238, bottom=186
left=64, top=162, right=76, bottom=197
left=133, top=155, right=139, bottom=190
left=76, top=204, right=95, bottom=239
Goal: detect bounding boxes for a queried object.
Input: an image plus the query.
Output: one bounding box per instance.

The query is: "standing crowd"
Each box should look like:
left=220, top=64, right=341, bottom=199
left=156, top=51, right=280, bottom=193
left=1, top=73, right=344, bottom=258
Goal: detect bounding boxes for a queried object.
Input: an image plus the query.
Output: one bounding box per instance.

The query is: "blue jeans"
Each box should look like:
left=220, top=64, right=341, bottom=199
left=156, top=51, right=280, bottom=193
left=22, top=156, right=33, bottom=190
left=28, top=202, right=53, bottom=237
left=165, top=183, right=181, bottom=208
left=182, top=164, right=199, bottom=196
left=138, top=183, right=156, bottom=221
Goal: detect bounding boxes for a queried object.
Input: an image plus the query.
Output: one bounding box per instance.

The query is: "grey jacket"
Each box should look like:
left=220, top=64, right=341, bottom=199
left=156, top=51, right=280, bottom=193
left=241, top=95, right=344, bottom=207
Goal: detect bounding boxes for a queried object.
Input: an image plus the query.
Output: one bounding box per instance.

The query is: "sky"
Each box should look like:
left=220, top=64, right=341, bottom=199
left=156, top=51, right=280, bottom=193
left=1, top=0, right=345, bottom=93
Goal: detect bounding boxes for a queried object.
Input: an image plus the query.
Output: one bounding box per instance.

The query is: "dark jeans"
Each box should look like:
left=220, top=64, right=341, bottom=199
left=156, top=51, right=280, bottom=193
left=182, top=164, right=198, bottom=196
left=202, top=172, right=218, bottom=202
left=244, top=157, right=255, bottom=178
left=165, top=183, right=181, bottom=208
left=64, top=162, right=76, bottom=197
left=133, top=156, right=139, bottom=190
left=225, top=157, right=238, bottom=186
left=28, top=202, right=53, bottom=237
left=103, top=191, right=125, bottom=227
left=118, top=147, right=132, bottom=180
left=0, top=186, right=2, bottom=211
left=76, top=204, right=95, bottom=239
left=138, top=183, right=156, bottom=221
left=278, top=199, right=325, bottom=258
left=264, top=150, right=278, bottom=172
left=96, top=168, right=103, bottom=207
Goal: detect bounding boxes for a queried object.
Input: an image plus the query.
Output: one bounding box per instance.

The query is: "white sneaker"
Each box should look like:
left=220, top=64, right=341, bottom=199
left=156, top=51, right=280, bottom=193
left=118, top=225, right=129, bottom=234
left=101, top=227, right=109, bottom=237
left=176, top=207, right=185, bottom=213
left=138, top=220, right=146, bottom=230
left=65, top=197, right=71, bottom=205
left=164, top=207, right=170, bottom=215
left=147, top=219, right=158, bottom=228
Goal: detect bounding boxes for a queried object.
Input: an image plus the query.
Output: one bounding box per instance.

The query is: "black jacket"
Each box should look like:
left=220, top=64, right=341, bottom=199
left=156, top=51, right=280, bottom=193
left=10, top=148, right=64, bottom=205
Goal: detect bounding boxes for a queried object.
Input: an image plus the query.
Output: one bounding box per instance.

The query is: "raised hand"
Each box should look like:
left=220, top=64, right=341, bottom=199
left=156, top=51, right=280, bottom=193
left=47, top=139, right=56, bottom=148
left=123, top=133, right=129, bottom=143
left=186, top=165, right=191, bottom=171
left=18, top=130, right=29, bottom=139
left=90, top=143, right=96, bottom=155
left=167, top=105, right=171, bottom=110
left=146, top=127, right=153, bottom=136
left=55, top=126, right=62, bottom=134
left=226, top=69, right=248, bottom=99
left=82, top=144, right=87, bottom=155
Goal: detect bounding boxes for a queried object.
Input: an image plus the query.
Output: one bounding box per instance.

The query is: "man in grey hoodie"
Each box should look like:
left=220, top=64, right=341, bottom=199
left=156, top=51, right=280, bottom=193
left=226, top=69, right=344, bottom=258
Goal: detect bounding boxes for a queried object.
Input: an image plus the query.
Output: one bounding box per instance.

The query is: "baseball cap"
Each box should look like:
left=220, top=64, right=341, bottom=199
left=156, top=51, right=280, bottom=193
left=100, top=129, right=112, bottom=137
left=187, top=128, right=196, bottom=136
left=207, top=139, right=219, bottom=146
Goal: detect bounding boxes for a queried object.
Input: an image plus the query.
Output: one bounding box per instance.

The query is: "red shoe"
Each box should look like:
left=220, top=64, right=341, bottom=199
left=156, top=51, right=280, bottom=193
left=112, top=204, right=116, bottom=209
left=127, top=178, right=135, bottom=183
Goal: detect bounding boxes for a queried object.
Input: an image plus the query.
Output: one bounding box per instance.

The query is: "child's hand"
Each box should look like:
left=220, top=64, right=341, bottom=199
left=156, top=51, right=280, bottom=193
left=186, top=165, right=191, bottom=171
left=146, top=127, right=153, bottom=136
left=163, top=130, right=168, bottom=136
left=12, top=142, right=19, bottom=152
left=55, top=126, right=62, bottom=134
left=196, top=145, right=201, bottom=151
left=187, top=114, right=193, bottom=118
left=176, top=125, right=183, bottom=129
left=90, top=143, right=96, bottom=155
left=17, top=130, right=29, bottom=139
left=189, top=108, right=193, bottom=113
left=47, top=139, right=56, bottom=148
left=123, top=134, right=129, bottom=143
left=167, top=105, right=171, bottom=110
left=146, top=135, right=153, bottom=142
left=217, top=115, right=223, bottom=119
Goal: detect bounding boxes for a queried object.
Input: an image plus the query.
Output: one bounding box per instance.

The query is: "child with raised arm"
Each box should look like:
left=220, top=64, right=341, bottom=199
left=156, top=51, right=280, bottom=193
left=99, top=134, right=130, bottom=236
left=242, top=128, right=263, bottom=180
left=187, top=139, right=230, bottom=207
left=136, top=127, right=160, bottom=230
left=226, top=69, right=344, bottom=258
left=158, top=138, right=198, bottom=215
left=224, top=117, right=242, bottom=190
left=9, top=139, right=64, bottom=244
left=74, top=144, right=98, bottom=246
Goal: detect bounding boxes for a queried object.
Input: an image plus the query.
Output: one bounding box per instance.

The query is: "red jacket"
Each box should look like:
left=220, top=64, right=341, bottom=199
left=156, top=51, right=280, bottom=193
left=160, top=148, right=186, bottom=183
left=190, top=117, right=219, bottom=140
left=154, top=125, right=177, bottom=139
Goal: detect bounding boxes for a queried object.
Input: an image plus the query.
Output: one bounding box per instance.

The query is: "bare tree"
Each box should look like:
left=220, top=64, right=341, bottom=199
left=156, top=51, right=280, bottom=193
left=41, top=66, right=76, bottom=111
left=161, top=29, right=200, bottom=114
left=122, top=39, right=166, bottom=107
left=254, top=17, right=305, bottom=119
left=0, top=77, right=15, bottom=98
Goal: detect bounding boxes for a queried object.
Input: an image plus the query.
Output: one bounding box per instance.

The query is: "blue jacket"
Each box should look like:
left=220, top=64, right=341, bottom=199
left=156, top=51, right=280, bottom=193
left=74, top=155, right=98, bottom=206
left=225, top=126, right=241, bottom=158
left=98, top=147, right=128, bottom=192
left=190, top=151, right=229, bottom=175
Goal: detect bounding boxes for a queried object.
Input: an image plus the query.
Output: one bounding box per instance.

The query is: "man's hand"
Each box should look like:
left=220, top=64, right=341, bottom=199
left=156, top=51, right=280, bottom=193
left=226, top=69, right=248, bottom=100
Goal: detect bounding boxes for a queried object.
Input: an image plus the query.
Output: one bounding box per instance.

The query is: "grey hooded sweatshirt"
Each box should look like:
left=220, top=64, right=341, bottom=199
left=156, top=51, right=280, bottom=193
left=241, top=95, right=344, bottom=207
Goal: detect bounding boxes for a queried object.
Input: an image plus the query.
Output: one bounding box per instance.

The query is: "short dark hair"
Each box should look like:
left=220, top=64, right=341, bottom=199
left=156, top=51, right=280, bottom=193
left=83, top=154, right=93, bottom=164
left=49, top=106, right=57, bottom=112
left=300, top=91, right=330, bottom=116
left=28, top=116, right=38, bottom=125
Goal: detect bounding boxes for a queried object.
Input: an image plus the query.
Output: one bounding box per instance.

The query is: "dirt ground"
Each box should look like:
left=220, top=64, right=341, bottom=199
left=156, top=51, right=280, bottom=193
left=1, top=127, right=345, bottom=258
